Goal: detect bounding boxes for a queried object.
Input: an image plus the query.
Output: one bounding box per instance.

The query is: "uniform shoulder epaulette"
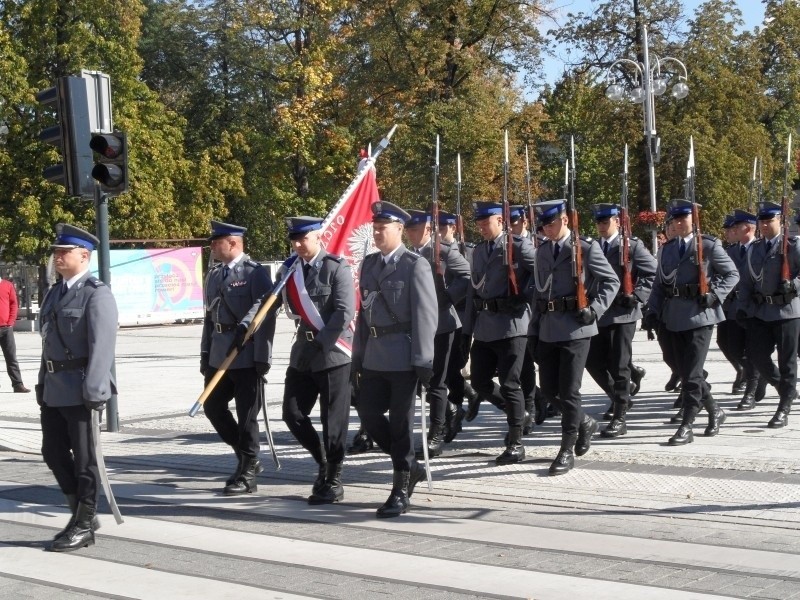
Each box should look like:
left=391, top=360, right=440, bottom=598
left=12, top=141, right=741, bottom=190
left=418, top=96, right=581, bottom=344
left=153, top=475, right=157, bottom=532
left=85, top=276, right=106, bottom=288
left=244, top=259, right=262, bottom=268
left=630, top=236, right=639, bottom=241
left=701, top=233, right=716, bottom=241
left=580, top=235, right=594, bottom=243
left=402, top=249, right=422, bottom=262
left=464, top=241, right=476, bottom=248
left=324, top=254, right=345, bottom=263
left=664, top=237, right=678, bottom=245
left=788, top=236, right=800, bottom=246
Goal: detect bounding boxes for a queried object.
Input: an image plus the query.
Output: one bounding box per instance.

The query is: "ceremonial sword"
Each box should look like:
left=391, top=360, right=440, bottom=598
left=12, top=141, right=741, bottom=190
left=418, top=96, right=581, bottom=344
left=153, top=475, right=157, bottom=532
left=92, top=410, right=123, bottom=524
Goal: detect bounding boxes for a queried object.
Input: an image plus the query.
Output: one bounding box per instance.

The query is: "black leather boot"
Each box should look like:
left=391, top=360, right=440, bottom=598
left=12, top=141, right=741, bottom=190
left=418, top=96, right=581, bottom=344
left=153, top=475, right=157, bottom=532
left=223, top=456, right=259, bottom=495
left=768, top=392, right=794, bottom=428
left=754, top=377, right=768, bottom=403
left=665, top=372, right=680, bottom=392
left=533, top=387, right=547, bottom=425
left=50, top=502, right=95, bottom=552
left=601, top=402, right=627, bottom=438
left=522, top=409, right=534, bottom=435
left=496, top=426, right=525, bottom=464
left=464, top=385, right=482, bottom=422
left=668, top=406, right=699, bottom=445
left=630, top=365, right=646, bottom=396
left=737, top=377, right=758, bottom=411
left=549, top=434, right=578, bottom=476
left=376, top=471, right=410, bottom=518
left=308, top=462, right=344, bottom=504
left=407, top=460, right=427, bottom=498
left=312, top=460, right=328, bottom=496
left=702, top=395, right=726, bottom=437
left=347, top=426, right=374, bottom=454
left=602, top=402, right=614, bottom=421
left=731, top=367, right=746, bottom=394
left=53, top=493, right=102, bottom=541
left=443, top=401, right=465, bottom=443
left=575, top=414, right=598, bottom=456
left=226, top=450, right=263, bottom=486
left=416, top=424, right=444, bottom=458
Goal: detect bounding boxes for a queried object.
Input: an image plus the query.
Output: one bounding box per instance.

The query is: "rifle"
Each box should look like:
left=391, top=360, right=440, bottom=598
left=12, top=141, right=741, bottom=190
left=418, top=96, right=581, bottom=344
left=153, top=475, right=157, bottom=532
left=780, top=134, right=793, bottom=282
left=568, top=136, right=588, bottom=309
left=524, top=144, right=537, bottom=247
left=455, top=153, right=465, bottom=254
left=687, top=136, right=709, bottom=296
left=502, top=130, right=519, bottom=295
left=431, top=134, right=443, bottom=276
left=748, top=156, right=757, bottom=213
left=619, top=144, right=634, bottom=297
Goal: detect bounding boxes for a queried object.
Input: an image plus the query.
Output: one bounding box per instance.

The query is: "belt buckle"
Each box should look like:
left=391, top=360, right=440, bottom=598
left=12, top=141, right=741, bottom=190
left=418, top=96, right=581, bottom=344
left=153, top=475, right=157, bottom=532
left=547, top=301, right=555, bottom=312
left=766, top=296, right=774, bottom=305
left=305, top=331, right=315, bottom=342
left=215, top=323, right=223, bottom=333
left=671, top=287, right=679, bottom=298
left=46, top=360, right=54, bottom=373
left=370, top=326, right=378, bottom=338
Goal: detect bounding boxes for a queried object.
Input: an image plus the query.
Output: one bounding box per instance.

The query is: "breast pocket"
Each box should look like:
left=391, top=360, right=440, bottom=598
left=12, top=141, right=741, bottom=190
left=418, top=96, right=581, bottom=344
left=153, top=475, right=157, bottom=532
left=58, top=307, right=84, bottom=333
left=308, top=285, right=331, bottom=311
left=382, top=281, right=405, bottom=304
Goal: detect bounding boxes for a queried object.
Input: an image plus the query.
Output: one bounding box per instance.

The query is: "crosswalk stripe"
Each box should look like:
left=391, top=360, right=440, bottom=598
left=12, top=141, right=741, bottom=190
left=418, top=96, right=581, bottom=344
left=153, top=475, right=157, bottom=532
left=0, top=498, right=738, bottom=600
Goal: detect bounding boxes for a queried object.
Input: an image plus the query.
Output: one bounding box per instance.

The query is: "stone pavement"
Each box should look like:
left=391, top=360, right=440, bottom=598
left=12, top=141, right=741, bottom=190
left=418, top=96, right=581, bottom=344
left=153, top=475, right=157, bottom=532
left=1, top=320, right=800, bottom=598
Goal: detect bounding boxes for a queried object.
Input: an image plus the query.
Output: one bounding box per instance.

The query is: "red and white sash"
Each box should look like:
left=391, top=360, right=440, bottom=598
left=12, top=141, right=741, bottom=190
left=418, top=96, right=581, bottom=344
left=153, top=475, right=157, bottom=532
left=285, top=262, right=352, bottom=357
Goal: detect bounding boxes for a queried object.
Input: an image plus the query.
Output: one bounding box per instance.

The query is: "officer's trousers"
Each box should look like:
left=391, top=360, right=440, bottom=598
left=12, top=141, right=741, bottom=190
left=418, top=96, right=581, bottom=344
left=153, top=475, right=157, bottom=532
left=585, top=322, right=636, bottom=405
left=428, top=330, right=454, bottom=428
left=204, top=367, right=261, bottom=458
left=41, top=405, right=99, bottom=507
left=283, top=364, right=351, bottom=465
left=356, top=369, right=418, bottom=471
left=746, top=317, right=800, bottom=401
left=470, top=336, right=527, bottom=429
left=717, top=319, right=756, bottom=380
left=536, top=337, right=591, bottom=438
left=446, top=327, right=466, bottom=407
left=665, top=325, right=714, bottom=413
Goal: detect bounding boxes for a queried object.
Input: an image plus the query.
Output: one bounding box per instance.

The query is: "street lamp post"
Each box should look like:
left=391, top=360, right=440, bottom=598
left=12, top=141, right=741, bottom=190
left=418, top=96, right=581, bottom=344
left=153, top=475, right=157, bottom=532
left=605, top=23, right=689, bottom=254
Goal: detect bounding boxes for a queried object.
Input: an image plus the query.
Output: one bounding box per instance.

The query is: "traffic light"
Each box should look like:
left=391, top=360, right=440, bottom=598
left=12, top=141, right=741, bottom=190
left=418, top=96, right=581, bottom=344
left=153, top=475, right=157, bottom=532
left=90, top=131, right=128, bottom=195
left=35, top=76, right=95, bottom=198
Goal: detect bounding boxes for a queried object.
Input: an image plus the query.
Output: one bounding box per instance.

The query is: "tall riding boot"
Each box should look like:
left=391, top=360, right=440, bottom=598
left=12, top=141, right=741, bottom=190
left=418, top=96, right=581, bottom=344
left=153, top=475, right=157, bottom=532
left=496, top=426, right=525, bottom=464
left=226, top=449, right=263, bottom=486
left=602, top=401, right=614, bottom=421
left=737, top=377, right=758, bottom=411
left=768, top=391, right=794, bottom=428
left=224, top=456, right=259, bottom=495
left=668, top=405, right=700, bottom=445
left=754, top=377, right=768, bottom=403
left=50, top=502, right=96, bottom=552
left=702, top=394, right=726, bottom=437
left=308, top=462, right=344, bottom=504
left=731, top=366, right=746, bottom=394
left=575, top=414, right=599, bottom=456
left=443, top=401, right=465, bottom=443
left=376, top=470, right=410, bottom=518
left=416, top=423, right=444, bottom=458
left=464, top=384, right=482, bottom=422
left=311, top=443, right=328, bottom=495
left=601, top=402, right=627, bottom=438
left=54, top=493, right=101, bottom=541
left=549, top=434, right=578, bottom=476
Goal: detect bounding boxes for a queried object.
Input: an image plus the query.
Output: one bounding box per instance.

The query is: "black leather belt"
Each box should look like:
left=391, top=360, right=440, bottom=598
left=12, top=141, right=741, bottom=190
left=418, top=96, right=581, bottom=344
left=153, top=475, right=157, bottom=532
left=45, top=358, right=88, bottom=373
left=214, top=322, right=237, bottom=333
left=473, top=296, right=525, bottom=313
left=754, top=292, right=796, bottom=306
left=536, top=296, right=579, bottom=312
left=368, top=322, right=411, bottom=337
left=663, top=284, right=701, bottom=299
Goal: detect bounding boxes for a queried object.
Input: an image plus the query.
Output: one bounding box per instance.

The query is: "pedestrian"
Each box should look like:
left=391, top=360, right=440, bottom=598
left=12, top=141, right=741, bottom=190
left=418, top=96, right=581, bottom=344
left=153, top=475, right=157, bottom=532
left=646, top=200, right=739, bottom=445
left=37, top=224, right=118, bottom=552
left=530, top=200, right=619, bottom=475
left=200, top=220, right=275, bottom=495
left=352, top=201, right=438, bottom=518
left=277, top=216, right=355, bottom=504
left=462, top=201, right=537, bottom=464
left=0, top=273, right=30, bottom=392
left=737, top=201, right=800, bottom=428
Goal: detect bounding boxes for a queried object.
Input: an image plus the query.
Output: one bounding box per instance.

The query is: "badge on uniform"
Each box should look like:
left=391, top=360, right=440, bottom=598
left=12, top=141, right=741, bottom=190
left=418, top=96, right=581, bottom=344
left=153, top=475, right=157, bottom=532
left=229, top=280, right=248, bottom=288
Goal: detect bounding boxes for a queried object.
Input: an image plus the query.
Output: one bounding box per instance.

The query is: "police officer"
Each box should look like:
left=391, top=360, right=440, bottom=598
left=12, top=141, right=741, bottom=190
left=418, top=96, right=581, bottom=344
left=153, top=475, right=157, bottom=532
left=352, top=201, right=438, bottom=518
left=737, top=201, right=800, bottom=428
left=462, top=201, right=537, bottom=464
left=717, top=214, right=747, bottom=394
left=646, top=200, right=739, bottom=445
left=530, top=200, right=619, bottom=475
left=38, top=224, right=118, bottom=552
left=278, top=217, right=354, bottom=503
left=200, top=220, right=275, bottom=495
left=584, top=204, right=656, bottom=438
left=405, top=209, right=470, bottom=457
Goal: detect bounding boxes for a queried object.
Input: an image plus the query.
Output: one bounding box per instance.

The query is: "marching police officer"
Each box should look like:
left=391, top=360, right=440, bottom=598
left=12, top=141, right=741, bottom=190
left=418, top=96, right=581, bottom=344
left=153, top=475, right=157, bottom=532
left=737, top=201, right=800, bottom=428
left=462, top=201, right=537, bottom=464
left=585, top=203, right=656, bottom=438
left=278, top=217, right=354, bottom=503
left=38, top=224, right=118, bottom=552
left=405, top=210, right=470, bottom=457
left=530, top=200, right=619, bottom=475
left=646, top=200, right=739, bottom=445
left=352, top=201, right=438, bottom=518
left=200, top=220, right=275, bottom=495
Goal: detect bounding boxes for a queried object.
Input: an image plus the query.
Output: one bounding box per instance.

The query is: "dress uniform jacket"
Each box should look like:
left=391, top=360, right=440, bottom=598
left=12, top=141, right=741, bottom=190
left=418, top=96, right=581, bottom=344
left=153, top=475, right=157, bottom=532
left=738, top=235, right=800, bottom=321
left=597, top=236, right=657, bottom=326
left=463, top=234, right=537, bottom=342
left=38, top=274, right=118, bottom=409
left=530, top=236, right=620, bottom=343
left=354, top=247, right=438, bottom=372
left=648, top=235, right=739, bottom=331
left=722, top=243, right=749, bottom=319
left=201, top=256, right=274, bottom=369
left=416, top=239, right=471, bottom=334
left=279, top=252, right=354, bottom=372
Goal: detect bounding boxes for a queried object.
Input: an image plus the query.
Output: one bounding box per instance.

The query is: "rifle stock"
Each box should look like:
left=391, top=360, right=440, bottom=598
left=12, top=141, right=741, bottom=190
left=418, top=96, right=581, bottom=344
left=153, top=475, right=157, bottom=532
left=691, top=203, right=709, bottom=296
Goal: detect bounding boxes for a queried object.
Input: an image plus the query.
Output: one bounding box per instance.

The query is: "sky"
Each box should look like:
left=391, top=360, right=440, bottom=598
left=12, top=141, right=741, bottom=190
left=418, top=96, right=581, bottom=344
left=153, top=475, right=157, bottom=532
left=540, top=0, right=767, bottom=86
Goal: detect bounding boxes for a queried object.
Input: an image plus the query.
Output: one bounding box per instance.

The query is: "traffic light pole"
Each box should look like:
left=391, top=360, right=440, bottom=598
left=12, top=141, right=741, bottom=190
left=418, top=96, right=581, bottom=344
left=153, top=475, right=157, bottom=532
left=94, top=183, right=119, bottom=432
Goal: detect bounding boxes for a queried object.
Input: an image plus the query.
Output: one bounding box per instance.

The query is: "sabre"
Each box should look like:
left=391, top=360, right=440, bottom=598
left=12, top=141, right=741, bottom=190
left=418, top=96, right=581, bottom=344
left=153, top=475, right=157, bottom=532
left=418, top=386, right=433, bottom=491
left=259, top=376, right=281, bottom=470
left=92, top=410, right=123, bottom=524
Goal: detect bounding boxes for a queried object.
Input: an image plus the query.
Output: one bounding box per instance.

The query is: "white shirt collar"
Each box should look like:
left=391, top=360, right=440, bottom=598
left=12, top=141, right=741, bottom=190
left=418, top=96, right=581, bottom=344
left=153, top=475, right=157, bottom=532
left=64, top=269, right=90, bottom=289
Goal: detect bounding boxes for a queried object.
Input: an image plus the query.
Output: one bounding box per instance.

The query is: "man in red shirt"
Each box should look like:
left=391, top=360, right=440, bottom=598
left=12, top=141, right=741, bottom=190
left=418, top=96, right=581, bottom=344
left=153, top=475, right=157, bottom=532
left=0, top=275, right=30, bottom=393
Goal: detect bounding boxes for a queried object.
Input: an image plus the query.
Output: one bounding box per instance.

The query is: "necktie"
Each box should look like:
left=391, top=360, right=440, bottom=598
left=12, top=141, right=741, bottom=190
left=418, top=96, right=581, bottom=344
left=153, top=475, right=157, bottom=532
left=553, top=243, right=560, bottom=260
left=59, top=282, right=68, bottom=299
left=740, top=245, right=746, bottom=259
left=222, top=265, right=230, bottom=280
left=488, top=241, right=495, bottom=255
left=602, top=240, right=609, bottom=255
left=766, top=240, right=773, bottom=254
left=303, top=262, right=311, bottom=280
left=679, top=239, right=686, bottom=258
